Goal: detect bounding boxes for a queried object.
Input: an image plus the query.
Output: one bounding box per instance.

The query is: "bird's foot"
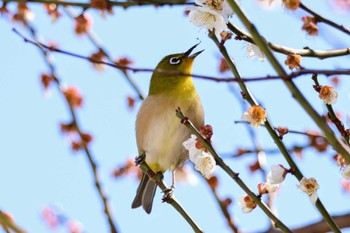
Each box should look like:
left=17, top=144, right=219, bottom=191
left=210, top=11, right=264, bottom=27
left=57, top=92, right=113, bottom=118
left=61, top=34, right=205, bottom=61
left=162, top=185, right=175, bottom=203
left=134, top=153, right=146, bottom=166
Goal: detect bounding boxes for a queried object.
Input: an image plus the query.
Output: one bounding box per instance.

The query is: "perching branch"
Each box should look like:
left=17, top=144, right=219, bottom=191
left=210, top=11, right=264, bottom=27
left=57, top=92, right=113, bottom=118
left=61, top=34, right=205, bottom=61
left=18, top=23, right=119, bottom=233
left=137, top=159, right=204, bottom=233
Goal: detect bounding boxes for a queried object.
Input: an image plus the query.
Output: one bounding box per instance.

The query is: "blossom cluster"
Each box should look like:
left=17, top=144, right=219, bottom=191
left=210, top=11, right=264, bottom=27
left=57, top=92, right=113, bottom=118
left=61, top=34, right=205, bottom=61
left=187, top=0, right=234, bottom=37
left=183, top=125, right=216, bottom=179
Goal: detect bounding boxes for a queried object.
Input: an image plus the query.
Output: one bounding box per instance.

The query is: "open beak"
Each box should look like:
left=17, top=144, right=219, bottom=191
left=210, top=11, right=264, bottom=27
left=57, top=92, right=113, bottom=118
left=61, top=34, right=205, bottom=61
left=183, top=42, right=204, bottom=58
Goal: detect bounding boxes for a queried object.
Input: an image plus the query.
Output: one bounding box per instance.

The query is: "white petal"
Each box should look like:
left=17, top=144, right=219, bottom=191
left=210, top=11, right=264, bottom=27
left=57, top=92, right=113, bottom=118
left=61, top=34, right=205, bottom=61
left=266, top=183, right=280, bottom=193
left=188, top=8, right=227, bottom=37
left=341, top=165, right=350, bottom=180
left=194, top=152, right=216, bottom=179
left=266, top=165, right=286, bottom=184
left=183, top=135, right=202, bottom=163
left=309, top=193, right=318, bottom=205
left=242, top=206, right=253, bottom=213
left=242, top=112, right=251, bottom=122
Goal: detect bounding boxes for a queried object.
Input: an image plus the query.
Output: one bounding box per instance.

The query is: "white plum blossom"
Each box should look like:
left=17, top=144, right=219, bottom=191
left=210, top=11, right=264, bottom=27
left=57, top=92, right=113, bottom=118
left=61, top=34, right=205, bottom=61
left=188, top=9, right=227, bottom=37
left=257, top=151, right=267, bottom=169
left=183, top=134, right=216, bottom=179
left=341, top=165, right=350, bottom=180
left=238, top=195, right=256, bottom=213
left=319, top=85, right=338, bottom=105
left=183, top=134, right=202, bottom=161
left=188, top=0, right=234, bottom=37
left=298, top=177, right=319, bottom=205
left=266, top=164, right=288, bottom=185
left=194, top=151, right=216, bottom=179
left=258, top=182, right=280, bottom=194
left=242, top=105, right=267, bottom=128
left=246, top=43, right=265, bottom=62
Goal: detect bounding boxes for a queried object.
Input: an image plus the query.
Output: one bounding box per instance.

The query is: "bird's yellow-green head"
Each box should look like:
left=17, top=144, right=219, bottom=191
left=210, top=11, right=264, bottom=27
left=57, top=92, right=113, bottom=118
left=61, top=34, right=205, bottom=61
left=149, top=43, right=203, bottom=96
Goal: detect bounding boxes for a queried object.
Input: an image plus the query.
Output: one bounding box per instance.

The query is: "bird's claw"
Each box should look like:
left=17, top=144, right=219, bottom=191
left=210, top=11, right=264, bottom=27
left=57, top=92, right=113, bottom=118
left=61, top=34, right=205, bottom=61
left=135, top=153, right=146, bottom=166
left=162, top=186, right=174, bottom=203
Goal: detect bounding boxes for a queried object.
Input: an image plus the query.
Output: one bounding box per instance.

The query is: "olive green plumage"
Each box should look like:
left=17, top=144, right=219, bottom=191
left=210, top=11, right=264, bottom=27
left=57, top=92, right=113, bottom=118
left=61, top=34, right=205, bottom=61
left=132, top=45, right=204, bottom=214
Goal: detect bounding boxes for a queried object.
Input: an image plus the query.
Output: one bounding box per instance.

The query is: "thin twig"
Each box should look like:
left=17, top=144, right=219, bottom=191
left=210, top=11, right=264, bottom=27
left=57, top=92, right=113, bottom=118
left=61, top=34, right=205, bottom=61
left=10, top=31, right=350, bottom=84
left=18, top=23, right=119, bottom=233
left=2, top=0, right=193, bottom=8
left=63, top=7, right=145, bottom=100
left=311, top=74, right=349, bottom=145
left=299, top=2, right=350, bottom=36
left=228, top=23, right=350, bottom=59
left=234, top=120, right=328, bottom=139
left=266, top=212, right=350, bottom=233
left=205, top=177, right=239, bottom=233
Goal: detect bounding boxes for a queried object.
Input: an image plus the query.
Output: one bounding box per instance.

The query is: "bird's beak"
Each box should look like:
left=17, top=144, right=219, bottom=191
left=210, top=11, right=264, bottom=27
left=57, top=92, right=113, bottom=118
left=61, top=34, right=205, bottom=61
left=183, top=43, right=204, bottom=58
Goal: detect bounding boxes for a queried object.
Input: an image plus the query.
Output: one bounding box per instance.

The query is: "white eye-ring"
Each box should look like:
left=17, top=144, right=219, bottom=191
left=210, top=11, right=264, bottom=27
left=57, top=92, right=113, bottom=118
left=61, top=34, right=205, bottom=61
left=169, top=57, right=181, bottom=65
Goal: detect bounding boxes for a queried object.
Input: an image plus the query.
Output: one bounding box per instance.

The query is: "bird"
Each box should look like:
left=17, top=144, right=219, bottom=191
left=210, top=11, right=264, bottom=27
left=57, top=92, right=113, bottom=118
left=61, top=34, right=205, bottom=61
left=131, top=44, right=204, bottom=214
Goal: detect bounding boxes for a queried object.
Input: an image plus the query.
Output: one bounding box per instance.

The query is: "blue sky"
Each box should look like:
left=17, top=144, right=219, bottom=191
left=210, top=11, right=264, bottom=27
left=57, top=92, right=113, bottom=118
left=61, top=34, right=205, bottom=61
left=1, top=0, right=350, bottom=232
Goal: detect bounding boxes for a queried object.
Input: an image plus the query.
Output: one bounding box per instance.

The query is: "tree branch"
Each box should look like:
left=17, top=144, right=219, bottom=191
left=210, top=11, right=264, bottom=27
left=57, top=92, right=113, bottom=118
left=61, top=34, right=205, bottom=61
left=2, top=0, right=193, bottom=8
left=228, top=23, right=350, bottom=59
left=18, top=23, right=119, bottom=233
left=0, top=211, right=27, bottom=233
left=299, top=2, right=350, bottom=36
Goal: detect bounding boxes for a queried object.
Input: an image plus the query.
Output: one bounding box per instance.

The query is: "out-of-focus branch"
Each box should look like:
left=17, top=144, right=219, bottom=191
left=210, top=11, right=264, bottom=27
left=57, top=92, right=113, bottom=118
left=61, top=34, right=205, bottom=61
left=176, top=109, right=293, bottom=233
left=14, top=25, right=119, bottom=233
left=266, top=212, right=350, bottom=233
left=63, top=8, right=145, bottom=100
left=228, top=23, right=350, bottom=59
left=0, top=211, right=27, bottom=233
left=2, top=0, right=193, bottom=8
left=299, top=2, right=350, bottom=36
left=205, top=176, right=240, bottom=233
left=234, top=120, right=328, bottom=139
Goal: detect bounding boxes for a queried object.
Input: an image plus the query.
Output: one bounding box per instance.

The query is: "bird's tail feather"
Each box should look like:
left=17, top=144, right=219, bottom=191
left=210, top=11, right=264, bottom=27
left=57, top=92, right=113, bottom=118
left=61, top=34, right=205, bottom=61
left=131, top=173, right=157, bottom=214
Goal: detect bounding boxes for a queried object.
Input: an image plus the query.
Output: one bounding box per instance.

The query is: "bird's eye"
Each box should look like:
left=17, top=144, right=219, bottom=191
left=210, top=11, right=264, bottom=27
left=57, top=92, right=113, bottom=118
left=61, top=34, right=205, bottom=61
left=169, top=57, right=181, bottom=65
